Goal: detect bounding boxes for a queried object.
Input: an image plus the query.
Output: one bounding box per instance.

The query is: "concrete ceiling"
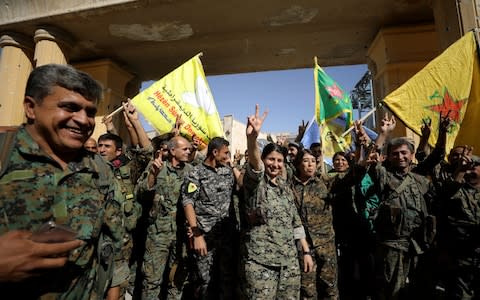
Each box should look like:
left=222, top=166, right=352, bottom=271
left=0, top=0, right=434, bottom=80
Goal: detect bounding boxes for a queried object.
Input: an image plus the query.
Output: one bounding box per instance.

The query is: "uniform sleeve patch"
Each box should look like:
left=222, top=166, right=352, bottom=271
left=187, top=182, right=197, bottom=193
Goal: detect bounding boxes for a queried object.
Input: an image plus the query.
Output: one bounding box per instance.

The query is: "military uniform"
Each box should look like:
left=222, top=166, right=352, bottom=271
left=108, top=158, right=142, bottom=298
left=0, top=126, right=122, bottom=299
left=181, top=162, right=236, bottom=299
left=435, top=179, right=480, bottom=299
left=137, top=160, right=192, bottom=300
left=240, top=163, right=305, bottom=299
left=370, top=164, right=434, bottom=299
left=292, top=175, right=338, bottom=299
left=124, top=145, right=154, bottom=297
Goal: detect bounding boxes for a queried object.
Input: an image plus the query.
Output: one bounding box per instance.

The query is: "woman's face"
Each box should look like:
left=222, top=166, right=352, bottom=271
left=333, top=154, right=349, bottom=172
left=263, top=151, right=284, bottom=178
left=298, top=153, right=317, bottom=178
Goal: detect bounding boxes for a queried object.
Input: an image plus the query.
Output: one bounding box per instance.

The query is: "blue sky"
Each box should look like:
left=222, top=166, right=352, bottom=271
left=142, top=64, right=368, bottom=133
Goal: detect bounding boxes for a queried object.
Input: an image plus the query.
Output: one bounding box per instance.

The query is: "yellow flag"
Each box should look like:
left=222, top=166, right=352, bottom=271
left=321, top=122, right=348, bottom=158
left=131, top=54, right=224, bottom=148
left=383, top=32, right=479, bottom=154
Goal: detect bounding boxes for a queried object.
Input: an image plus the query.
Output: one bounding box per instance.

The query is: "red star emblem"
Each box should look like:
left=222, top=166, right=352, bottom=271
left=326, top=83, right=344, bottom=99
left=427, top=89, right=466, bottom=123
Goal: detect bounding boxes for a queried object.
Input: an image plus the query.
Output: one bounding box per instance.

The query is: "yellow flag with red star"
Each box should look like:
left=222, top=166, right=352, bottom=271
left=383, top=31, right=480, bottom=154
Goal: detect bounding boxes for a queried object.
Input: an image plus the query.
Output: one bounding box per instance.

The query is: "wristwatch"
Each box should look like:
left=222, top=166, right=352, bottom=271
left=191, top=226, right=203, bottom=237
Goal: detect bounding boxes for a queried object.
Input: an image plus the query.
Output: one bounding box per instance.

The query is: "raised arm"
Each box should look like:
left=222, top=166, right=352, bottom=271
left=123, top=100, right=152, bottom=148
left=375, top=112, right=396, bottom=150
left=246, top=104, right=268, bottom=171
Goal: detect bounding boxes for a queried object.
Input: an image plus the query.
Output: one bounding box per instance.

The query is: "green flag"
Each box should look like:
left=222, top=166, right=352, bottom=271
left=314, top=59, right=353, bottom=129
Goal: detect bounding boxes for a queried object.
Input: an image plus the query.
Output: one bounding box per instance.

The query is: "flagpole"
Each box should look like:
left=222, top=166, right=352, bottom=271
left=340, top=106, right=377, bottom=138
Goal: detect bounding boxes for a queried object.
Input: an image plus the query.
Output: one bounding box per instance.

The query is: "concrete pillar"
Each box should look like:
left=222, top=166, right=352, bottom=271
left=73, top=59, right=136, bottom=142
left=433, top=0, right=480, bottom=50
left=33, top=26, right=73, bottom=66
left=0, top=33, right=34, bottom=126
left=367, top=24, right=440, bottom=142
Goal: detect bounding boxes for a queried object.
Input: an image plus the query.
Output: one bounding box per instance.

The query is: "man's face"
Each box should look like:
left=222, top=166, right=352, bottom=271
left=448, top=146, right=466, bottom=165
left=288, top=146, right=298, bottom=161
left=388, top=144, right=414, bottom=171
left=98, top=139, right=121, bottom=161
left=214, top=145, right=230, bottom=166
left=170, top=138, right=191, bottom=164
left=310, top=145, right=322, bottom=158
left=84, top=139, right=98, bottom=153
left=24, top=86, right=96, bottom=154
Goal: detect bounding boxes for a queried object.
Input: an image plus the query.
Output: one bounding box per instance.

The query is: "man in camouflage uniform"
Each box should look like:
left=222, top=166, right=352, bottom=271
left=136, top=136, right=192, bottom=299
left=0, top=64, right=124, bottom=299
left=365, top=137, right=435, bottom=299
left=98, top=133, right=141, bottom=299
left=182, top=137, right=236, bottom=299
left=434, top=154, right=480, bottom=299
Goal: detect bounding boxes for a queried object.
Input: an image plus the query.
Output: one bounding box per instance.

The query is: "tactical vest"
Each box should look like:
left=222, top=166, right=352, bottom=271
left=114, top=163, right=139, bottom=231
left=375, top=172, right=430, bottom=253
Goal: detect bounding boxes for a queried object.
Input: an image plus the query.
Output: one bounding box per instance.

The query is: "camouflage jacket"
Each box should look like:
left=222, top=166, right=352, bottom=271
left=181, top=163, right=235, bottom=233
left=0, top=126, right=122, bottom=299
left=435, top=180, right=480, bottom=253
left=370, top=164, right=434, bottom=252
left=137, top=160, right=192, bottom=235
left=242, top=163, right=304, bottom=267
left=291, top=175, right=335, bottom=247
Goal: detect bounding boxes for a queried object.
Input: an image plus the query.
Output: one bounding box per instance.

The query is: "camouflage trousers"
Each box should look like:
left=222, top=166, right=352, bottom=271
left=300, top=241, right=338, bottom=300
left=373, top=244, right=419, bottom=300
left=191, top=231, right=235, bottom=300
left=141, top=232, right=186, bottom=300
left=444, top=254, right=480, bottom=299
left=240, top=257, right=300, bottom=300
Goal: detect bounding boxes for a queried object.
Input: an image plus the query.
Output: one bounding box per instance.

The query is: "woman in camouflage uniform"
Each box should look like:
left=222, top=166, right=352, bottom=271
left=292, top=149, right=338, bottom=299
left=240, top=105, right=314, bottom=299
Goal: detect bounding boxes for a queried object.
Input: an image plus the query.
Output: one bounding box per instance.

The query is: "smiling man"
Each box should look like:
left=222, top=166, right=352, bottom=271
left=0, top=64, right=122, bottom=299
left=365, top=137, right=435, bottom=299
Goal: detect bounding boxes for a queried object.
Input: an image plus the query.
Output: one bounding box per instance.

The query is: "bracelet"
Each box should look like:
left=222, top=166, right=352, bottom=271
left=303, top=250, right=313, bottom=256
left=191, top=226, right=203, bottom=237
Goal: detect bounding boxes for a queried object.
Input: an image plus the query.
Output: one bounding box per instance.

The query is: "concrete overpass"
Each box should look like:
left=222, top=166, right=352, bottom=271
left=0, top=0, right=478, bottom=140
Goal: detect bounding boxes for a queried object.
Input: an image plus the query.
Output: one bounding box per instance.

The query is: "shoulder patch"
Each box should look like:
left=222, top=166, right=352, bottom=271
left=187, top=182, right=198, bottom=193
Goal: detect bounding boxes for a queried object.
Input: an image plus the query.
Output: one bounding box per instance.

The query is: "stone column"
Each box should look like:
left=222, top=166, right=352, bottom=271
left=366, top=24, right=440, bottom=142
left=33, top=26, right=73, bottom=66
left=0, top=33, right=34, bottom=126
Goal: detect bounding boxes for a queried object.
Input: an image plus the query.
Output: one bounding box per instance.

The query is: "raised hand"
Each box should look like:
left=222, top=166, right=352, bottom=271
left=233, top=149, right=243, bottom=163
left=246, top=104, right=268, bottom=138
left=421, top=117, right=432, bottom=137
left=122, top=99, right=139, bottom=121
left=380, top=112, right=396, bottom=134
left=439, top=112, right=453, bottom=134
left=297, top=119, right=309, bottom=138
left=276, top=135, right=287, bottom=146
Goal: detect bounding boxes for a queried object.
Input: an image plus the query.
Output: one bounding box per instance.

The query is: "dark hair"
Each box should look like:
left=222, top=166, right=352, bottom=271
left=386, top=137, right=414, bottom=155
left=207, top=137, right=229, bottom=156
left=261, top=142, right=287, bottom=160
left=332, top=151, right=347, bottom=161
left=98, top=133, right=123, bottom=149
left=151, top=133, right=175, bottom=152
left=293, top=149, right=316, bottom=169
left=309, top=142, right=321, bottom=149
left=25, top=64, right=103, bottom=103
